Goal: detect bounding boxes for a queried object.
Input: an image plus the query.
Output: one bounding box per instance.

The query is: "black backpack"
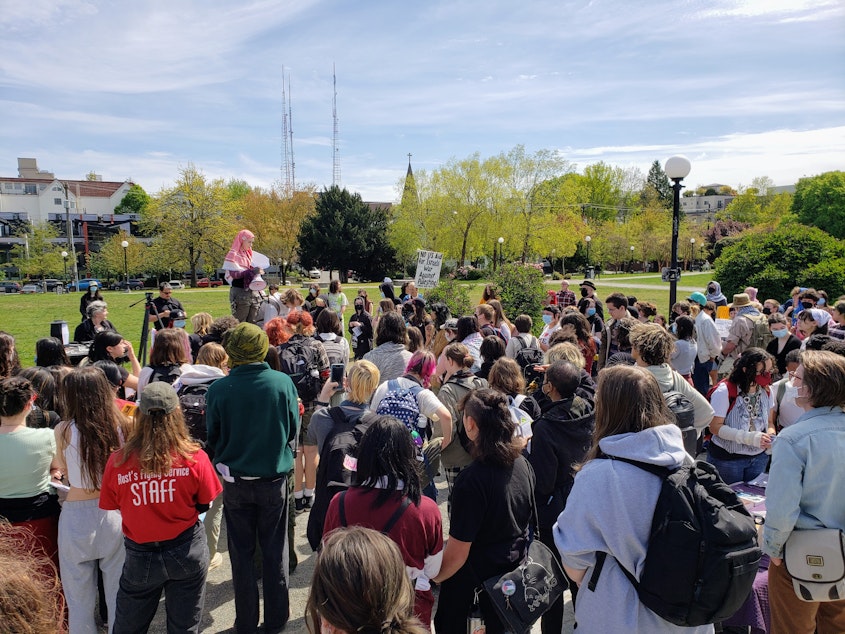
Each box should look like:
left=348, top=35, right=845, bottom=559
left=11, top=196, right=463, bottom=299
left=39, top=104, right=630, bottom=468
left=662, top=375, right=697, bottom=456
left=177, top=382, right=216, bottom=446
left=149, top=364, right=182, bottom=385
left=278, top=338, right=323, bottom=402
left=513, top=334, right=543, bottom=369
left=306, top=407, right=376, bottom=551
left=588, top=458, right=761, bottom=627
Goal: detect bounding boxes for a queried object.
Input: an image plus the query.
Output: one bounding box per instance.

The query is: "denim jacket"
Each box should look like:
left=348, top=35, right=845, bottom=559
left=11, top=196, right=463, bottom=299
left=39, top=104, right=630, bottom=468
left=762, top=406, right=845, bottom=558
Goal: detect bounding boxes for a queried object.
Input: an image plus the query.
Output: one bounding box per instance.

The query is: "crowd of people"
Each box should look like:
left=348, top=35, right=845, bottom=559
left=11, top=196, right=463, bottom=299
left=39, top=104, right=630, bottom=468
left=1, top=258, right=844, bottom=634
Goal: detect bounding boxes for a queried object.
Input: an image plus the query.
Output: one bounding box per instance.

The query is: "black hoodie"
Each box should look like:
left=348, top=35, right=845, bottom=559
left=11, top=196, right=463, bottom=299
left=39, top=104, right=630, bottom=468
left=527, top=395, right=595, bottom=531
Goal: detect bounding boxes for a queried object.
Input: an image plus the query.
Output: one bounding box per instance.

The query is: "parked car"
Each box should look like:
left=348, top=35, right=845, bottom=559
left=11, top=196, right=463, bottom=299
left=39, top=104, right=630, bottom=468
left=0, top=281, right=22, bottom=293
left=42, top=279, right=64, bottom=291
left=21, top=284, right=43, bottom=294
left=196, top=277, right=224, bottom=288
left=67, top=278, right=103, bottom=292
left=110, top=279, right=145, bottom=291
left=309, top=269, right=321, bottom=279
left=167, top=280, right=185, bottom=290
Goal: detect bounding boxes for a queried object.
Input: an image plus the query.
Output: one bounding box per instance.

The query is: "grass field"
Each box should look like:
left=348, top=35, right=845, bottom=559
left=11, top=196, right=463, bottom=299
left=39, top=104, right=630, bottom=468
left=1, top=271, right=715, bottom=367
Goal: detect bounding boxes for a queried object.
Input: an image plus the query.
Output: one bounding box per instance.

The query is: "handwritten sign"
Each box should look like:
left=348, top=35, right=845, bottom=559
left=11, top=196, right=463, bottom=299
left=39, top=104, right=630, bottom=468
left=415, top=250, right=443, bottom=288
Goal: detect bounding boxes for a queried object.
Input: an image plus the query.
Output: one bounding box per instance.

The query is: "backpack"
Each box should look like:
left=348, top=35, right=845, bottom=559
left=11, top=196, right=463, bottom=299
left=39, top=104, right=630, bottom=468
left=306, top=406, right=376, bottom=550
left=149, top=364, right=182, bottom=385
left=376, top=379, right=425, bottom=434
left=255, top=295, right=283, bottom=328
left=662, top=374, right=697, bottom=456
left=706, top=379, right=739, bottom=416
left=278, top=338, right=323, bottom=402
left=513, top=334, right=544, bottom=370
left=508, top=394, right=534, bottom=438
left=177, top=382, right=216, bottom=446
left=743, top=313, right=773, bottom=351
left=589, top=458, right=761, bottom=627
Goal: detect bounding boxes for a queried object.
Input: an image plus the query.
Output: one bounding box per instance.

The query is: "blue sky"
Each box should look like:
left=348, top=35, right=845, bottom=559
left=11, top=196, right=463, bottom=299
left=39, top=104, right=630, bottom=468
left=1, top=0, right=843, bottom=201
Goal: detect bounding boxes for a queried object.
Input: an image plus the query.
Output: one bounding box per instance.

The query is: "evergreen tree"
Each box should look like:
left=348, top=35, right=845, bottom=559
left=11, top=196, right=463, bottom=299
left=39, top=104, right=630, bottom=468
left=643, top=160, right=673, bottom=207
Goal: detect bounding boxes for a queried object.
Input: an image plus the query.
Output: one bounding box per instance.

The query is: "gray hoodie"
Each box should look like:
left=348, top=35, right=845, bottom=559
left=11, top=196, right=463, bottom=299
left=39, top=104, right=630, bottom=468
left=172, top=364, right=226, bottom=391
left=554, top=424, right=713, bottom=633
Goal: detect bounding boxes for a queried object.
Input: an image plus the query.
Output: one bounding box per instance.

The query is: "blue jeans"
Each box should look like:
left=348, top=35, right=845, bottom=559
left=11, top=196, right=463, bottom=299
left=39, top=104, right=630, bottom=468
left=706, top=449, right=769, bottom=485
left=693, top=356, right=713, bottom=396
left=113, top=521, right=208, bottom=634
left=223, top=477, right=290, bottom=634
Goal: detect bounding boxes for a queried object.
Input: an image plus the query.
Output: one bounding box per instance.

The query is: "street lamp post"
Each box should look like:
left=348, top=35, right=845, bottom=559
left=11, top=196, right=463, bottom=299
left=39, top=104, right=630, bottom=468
left=689, top=238, right=696, bottom=270
left=498, top=236, right=504, bottom=269
left=665, top=155, right=692, bottom=313
left=282, top=260, right=288, bottom=285
left=630, top=245, right=635, bottom=272
left=585, top=235, right=592, bottom=276
left=61, top=251, right=68, bottom=286
left=121, top=240, right=129, bottom=292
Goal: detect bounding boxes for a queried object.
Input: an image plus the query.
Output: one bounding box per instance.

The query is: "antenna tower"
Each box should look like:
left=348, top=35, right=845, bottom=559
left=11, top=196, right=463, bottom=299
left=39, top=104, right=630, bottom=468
left=281, top=66, right=295, bottom=192
left=332, top=64, right=341, bottom=186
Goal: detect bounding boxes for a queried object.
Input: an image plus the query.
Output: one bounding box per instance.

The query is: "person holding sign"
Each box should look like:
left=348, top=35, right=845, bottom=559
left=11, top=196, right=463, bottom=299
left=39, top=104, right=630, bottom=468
left=223, top=229, right=266, bottom=324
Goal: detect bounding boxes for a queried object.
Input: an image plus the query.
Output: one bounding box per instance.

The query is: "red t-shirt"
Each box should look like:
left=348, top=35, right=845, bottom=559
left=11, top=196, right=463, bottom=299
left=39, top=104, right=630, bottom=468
left=100, top=449, right=221, bottom=543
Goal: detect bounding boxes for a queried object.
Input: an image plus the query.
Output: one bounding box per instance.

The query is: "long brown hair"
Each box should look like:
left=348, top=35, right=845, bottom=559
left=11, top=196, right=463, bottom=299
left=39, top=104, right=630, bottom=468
left=120, top=407, right=199, bottom=475
left=150, top=328, right=189, bottom=366
left=583, top=365, right=673, bottom=463
left=62, top=367, right=128, bottom=490
left=461, top=388, right=521, bottom=467
left=307, top=527, right=427, bottom=634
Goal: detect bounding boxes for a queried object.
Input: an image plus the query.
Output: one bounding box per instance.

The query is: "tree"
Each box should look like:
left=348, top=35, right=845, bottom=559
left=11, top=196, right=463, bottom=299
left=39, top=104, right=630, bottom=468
left=99, top=232, right=148, bottom=281
left=714, top=224, right=845, bottom=300
left=238, top=185, right=316, bottom=283
left=792, top=171, right=845, bottom=239
left=491, top=263, right=546, bottom=335
left=114, top=184, right=151, bottom=217
left=7, top=222, right=64, bottom=279
left=140, top=165, right=237, bottom=286
left=719, top=190, right=762, bottom=224
left=643, top=160, right=673, bottom=208
left=298, top=186, right=397, bottom=282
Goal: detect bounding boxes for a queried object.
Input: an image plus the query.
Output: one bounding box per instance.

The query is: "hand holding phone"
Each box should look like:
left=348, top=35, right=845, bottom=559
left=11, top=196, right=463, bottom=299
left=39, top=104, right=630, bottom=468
left=330, top=364, right=345, bottom=389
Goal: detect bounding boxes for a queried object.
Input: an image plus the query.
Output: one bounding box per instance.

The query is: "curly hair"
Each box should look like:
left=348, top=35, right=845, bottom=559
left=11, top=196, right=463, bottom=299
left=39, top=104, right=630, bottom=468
left=630, top=323, right=675, bottom=366
left=728, top=347, right=773, bottom=394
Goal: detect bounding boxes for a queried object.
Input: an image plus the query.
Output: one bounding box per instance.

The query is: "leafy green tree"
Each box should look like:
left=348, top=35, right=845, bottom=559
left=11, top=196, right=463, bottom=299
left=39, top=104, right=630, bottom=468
left=298, top=186, right=397, bottom=282
left=714, top=224, right=845, bottom=300
left=491, top=263, right=545, bottom=334
left=140, top=164, right=237, bottom=286
left=719, top=190, right=763, bottom=224
left=643, top=160, right=673, bottom=207
left=99, top=232, right=148, bottom=281
left=114, top=184, right=151, bottom=217
left=8, top=222, right=64, bottom=279
left=792, top=171, right=845, bottom=239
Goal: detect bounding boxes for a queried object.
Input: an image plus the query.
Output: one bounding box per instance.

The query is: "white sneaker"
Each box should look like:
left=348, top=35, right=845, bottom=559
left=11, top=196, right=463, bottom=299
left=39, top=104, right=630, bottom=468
left=208, top=552, right=224, bottom=570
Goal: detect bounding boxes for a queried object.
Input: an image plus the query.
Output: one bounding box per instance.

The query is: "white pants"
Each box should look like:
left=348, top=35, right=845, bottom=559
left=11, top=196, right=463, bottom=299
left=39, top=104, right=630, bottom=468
left=58, top=498, right=125, bottom=634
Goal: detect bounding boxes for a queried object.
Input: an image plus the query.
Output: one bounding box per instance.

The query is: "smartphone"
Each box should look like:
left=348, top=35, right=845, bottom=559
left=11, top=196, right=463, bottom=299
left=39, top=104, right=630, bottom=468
left=330, top=363, right=345, bottom=387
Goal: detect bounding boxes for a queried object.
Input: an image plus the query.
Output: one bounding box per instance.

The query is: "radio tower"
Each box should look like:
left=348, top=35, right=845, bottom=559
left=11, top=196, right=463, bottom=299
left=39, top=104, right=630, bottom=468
left=332, top=64, right=341, bottom=186
left=281, top=67, right=295, bottom=193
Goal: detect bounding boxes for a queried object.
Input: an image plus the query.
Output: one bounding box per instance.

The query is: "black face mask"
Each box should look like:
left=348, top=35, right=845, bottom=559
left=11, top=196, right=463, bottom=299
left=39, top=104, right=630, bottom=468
left=801, top=301, right=814, bottom=310
left=580, top=288, right=589, bottom=298
left=354, top=302, right=364, bottom=312
left=762, top=307, right=771, bottom=315
left=707, top=286, right=716, bottom=294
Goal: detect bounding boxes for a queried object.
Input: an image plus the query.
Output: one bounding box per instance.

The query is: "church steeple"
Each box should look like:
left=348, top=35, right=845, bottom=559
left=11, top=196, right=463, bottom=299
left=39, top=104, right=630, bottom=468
left=401, top=153, right=419, bottom=206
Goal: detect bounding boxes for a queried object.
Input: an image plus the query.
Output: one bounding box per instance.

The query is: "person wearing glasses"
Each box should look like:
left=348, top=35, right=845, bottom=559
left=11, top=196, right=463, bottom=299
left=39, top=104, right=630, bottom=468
left=149, top=282, right=185, bottom=330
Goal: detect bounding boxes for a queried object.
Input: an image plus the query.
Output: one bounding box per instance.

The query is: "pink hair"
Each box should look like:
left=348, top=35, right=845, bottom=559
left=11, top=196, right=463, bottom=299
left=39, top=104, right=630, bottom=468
left=405, top=350, right=436, bottom=388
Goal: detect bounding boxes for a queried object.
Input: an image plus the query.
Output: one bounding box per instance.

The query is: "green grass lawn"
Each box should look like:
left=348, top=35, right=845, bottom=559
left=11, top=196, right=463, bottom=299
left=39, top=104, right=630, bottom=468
left=3, top=272, right=711, bottom=367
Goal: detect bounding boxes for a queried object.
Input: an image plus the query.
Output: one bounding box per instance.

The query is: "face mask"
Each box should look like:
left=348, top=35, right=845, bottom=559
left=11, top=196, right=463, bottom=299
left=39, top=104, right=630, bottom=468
left=355, top=303, right=364, bottom=312
left=580, top=288, right=588, bottom=298
left=670, top=323, right=677, bottom=334
left=818, top=298, right=826, bottom=306
left=586, top=308, right=596, bottom=317
left=801, top=301, right=813, bottom=310
left=542, top=314, right=553, bottom=325
left=89, top=288, right=96, bottom=295
left=444, top=332, right=455, bottom=342
left=762, top=307, right=771, bottom=315
left=754, top=373, right=772, bottom=388
left=174, top=320, right=186, bottom=329
left=772, top=328, right=788, bottom=338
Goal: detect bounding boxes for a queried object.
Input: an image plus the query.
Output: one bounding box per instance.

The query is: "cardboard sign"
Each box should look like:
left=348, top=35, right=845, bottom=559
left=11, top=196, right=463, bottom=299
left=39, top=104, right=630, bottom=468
left=415, top=250, right=443, bottom=288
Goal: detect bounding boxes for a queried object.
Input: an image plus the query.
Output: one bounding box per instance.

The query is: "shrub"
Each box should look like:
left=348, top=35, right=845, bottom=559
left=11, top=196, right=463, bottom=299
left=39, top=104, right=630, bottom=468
left=425, top=277, right=476, bottom=318
left=491, top=263, right=546, bottom=335
left=714, top=224, right=845, bottom=300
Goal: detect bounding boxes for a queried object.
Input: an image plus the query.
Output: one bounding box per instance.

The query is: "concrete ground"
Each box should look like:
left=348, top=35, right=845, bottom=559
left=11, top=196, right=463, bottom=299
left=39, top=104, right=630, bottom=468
left=147, top=477, right=575, bottom=633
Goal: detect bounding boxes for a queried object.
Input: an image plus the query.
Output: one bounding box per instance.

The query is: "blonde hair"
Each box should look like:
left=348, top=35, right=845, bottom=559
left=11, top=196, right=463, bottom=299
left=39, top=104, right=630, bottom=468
left=281, top=288, right=304, bottom=306
left=346, top=360, right=380, bottom=404
left=196, top=342, right=228, bottom=371
left=545, top=342, right=585, bottom=369
left=191, top=312, right=213, bottom=336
